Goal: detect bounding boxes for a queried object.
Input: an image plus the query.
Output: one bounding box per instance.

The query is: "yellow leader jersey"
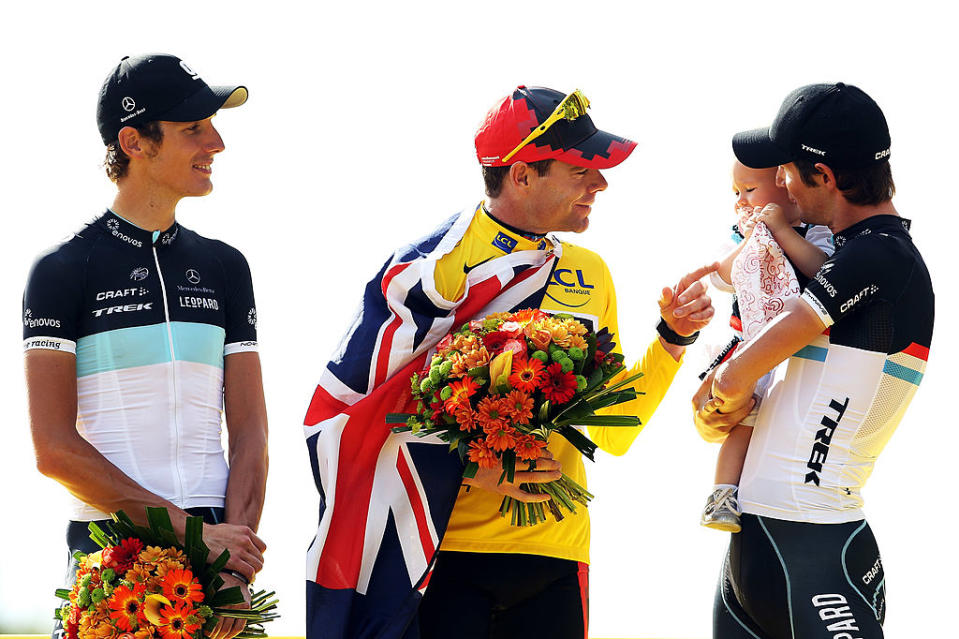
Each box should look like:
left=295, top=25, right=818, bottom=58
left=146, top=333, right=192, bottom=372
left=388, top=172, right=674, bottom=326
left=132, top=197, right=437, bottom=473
left=434, top=204, right=682, bottom=564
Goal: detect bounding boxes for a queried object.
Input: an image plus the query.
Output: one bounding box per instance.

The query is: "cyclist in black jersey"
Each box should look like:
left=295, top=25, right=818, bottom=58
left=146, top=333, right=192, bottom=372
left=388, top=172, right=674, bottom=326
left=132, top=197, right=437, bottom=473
left=693, top=83, right=934, bottom=638
left=23, top=54, right=268, bottom=639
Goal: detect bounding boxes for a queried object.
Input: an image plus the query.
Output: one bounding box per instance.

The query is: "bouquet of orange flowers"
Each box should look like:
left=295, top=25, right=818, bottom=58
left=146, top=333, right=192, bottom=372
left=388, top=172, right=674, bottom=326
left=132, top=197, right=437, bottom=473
left=54, top=509, right=277, bottom=639
left=388, top=309, right=643, bottom=526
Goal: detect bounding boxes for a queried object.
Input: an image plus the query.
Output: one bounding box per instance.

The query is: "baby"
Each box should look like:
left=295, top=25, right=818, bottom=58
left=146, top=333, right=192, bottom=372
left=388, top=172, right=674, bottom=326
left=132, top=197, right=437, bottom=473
left=700, top=160, right=833, bottom=532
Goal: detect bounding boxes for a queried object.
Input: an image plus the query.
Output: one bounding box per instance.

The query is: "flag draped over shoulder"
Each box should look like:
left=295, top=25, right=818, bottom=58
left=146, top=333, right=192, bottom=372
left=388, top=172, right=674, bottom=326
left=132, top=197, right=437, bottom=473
left=304, top=206, right=560, bottom=639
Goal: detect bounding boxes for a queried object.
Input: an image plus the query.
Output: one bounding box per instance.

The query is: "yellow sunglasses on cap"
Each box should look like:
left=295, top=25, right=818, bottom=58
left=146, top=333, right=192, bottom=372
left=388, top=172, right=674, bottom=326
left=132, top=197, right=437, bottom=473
left=501, top=89, right=590, bottom=163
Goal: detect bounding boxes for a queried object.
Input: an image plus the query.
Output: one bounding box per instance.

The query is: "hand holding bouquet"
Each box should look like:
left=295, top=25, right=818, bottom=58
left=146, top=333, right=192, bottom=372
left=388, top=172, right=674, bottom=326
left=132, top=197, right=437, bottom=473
left=389, top=309, right=643, bottom=526
left=54, top=509, right=278, bottom=639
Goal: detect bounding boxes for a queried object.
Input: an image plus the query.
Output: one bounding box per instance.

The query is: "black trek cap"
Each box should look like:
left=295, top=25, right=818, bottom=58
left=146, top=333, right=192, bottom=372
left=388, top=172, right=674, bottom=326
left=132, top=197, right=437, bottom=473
left=97, top=53, right=248, bottom=145
left=733, top=83, right=891, bottom=170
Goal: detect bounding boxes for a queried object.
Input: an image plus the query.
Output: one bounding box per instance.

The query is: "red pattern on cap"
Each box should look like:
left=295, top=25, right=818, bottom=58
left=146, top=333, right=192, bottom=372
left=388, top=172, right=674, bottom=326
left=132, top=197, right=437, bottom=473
left=475, top=89, right=635, bottom=169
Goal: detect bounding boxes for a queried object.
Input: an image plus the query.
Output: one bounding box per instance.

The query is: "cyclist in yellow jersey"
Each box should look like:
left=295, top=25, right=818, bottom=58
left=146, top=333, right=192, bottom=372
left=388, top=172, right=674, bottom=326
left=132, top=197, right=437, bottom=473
left=418, top=86, right=718, bottom=639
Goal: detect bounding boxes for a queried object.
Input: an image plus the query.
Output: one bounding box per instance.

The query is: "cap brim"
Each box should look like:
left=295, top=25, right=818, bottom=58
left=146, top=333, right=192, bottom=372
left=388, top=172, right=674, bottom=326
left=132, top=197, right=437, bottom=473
left=159, top=84, right=248, bottom=122
left=559, top=128, right=637, bottom=169
left=732, top=127, right=793, bottom=168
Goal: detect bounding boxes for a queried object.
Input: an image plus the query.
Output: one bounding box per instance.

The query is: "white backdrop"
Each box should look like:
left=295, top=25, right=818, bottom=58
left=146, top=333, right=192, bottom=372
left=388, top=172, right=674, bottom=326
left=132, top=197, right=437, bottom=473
left=1, top=2, right=954, bottom=637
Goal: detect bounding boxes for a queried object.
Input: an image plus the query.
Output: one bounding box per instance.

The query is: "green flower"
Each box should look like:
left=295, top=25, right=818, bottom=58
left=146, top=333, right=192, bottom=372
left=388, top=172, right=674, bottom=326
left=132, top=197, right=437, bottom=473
left=79, top=574, right=92, bottom=588
left=90, top=588, right=105, bottom=604
left=575, top=375, right=588, bottom=391
left=567, top=347, right=584, bottom=361
left=560, top=358, right=574, bottom=373
left=420, top=378, right=434, bottom=394
left=429, top=367, right=442, bottom=384
left=440, top=386, right=453, bottom=401
left=550, top=349, right=566, bottom=362
left=100, top=568, right=115, bottom=583
left=440, top=360, right=453, bottom=376
left=431, top=355, right=443, bottom=367
left=531, top=350, right=549, bottom=363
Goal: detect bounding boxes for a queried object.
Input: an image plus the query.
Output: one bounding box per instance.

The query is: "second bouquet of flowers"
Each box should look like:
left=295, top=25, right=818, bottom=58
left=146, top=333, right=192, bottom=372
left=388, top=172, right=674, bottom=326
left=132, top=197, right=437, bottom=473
left=389, top=308, right=643, bottom=526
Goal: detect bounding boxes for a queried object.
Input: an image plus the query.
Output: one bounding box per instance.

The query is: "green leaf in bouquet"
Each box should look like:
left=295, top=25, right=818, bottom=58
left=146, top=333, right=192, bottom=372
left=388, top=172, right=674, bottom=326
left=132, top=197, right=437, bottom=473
left=498, top=450, right=517, bottom=485
left=586, top=390, right=640, bottom=412
left=555, top=415, right=641, bottom=428
left=462, top=460, right=479, bottom=479
left=585, top=367, right=605, bottom=393
left=55, top=588, right=71, bottom=601
left=466, top=365, right=489, bottom=380
left=582, top=371, right=645, bottom=405
left=537, top=399, right=551, bottom=423
left=210, top=585, right=247, bottom=607
left=554, top=426, right=599, bottom=461
left=87, top=521, right=113, bottom=549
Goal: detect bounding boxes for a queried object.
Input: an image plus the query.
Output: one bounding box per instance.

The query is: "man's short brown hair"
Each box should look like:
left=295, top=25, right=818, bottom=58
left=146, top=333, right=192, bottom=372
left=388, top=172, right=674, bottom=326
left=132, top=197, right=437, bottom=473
left=103, top=121, right=164, bottom=183
left=482, top=159, right=555, bottom=198
left=794, top=158, right=895, bottom=206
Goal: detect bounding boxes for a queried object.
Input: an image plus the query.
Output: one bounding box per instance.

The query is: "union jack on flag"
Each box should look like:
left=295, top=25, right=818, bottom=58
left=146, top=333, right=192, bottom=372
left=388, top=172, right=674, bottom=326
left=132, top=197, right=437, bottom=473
left=304, top=206, right=561, bottom=639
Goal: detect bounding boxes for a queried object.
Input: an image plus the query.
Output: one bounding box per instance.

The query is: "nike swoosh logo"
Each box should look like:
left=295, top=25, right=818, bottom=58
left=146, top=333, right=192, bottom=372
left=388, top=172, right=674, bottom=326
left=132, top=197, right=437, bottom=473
left=463, top=257, right=494, bottom=274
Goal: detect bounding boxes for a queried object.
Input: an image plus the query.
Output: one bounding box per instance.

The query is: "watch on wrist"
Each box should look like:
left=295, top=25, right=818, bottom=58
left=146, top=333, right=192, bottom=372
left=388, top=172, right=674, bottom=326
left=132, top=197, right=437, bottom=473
left=656, top=317, right=699, bottom=346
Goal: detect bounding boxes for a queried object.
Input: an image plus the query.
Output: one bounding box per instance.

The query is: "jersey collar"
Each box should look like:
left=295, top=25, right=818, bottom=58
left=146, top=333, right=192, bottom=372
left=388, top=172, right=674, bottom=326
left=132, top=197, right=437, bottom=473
left=833, top=214, right=911, bottom=250
left=99, top=210, right=181, bottom=249
left=476, top=203, right=555, bottom=254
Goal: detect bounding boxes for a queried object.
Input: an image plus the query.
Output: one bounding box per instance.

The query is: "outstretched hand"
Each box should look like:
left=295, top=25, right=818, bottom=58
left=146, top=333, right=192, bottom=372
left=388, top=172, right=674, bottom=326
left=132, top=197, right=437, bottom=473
left=462, top=452, right=562, bottom=502
left=659, top=262, right=719, bottom=337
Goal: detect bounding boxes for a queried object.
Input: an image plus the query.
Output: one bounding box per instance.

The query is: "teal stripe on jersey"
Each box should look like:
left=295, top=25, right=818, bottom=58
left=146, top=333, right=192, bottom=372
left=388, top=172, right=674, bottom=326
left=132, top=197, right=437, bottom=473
left=883, top=359, right=924, bottom=386
left=793, top=345, right=828, bottom=362
left=76, top=322, right=225, bottom=377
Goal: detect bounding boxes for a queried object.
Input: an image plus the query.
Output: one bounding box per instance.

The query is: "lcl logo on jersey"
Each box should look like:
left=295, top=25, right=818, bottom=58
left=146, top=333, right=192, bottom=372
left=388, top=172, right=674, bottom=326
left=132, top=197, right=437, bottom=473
left=185, top=269, right=201, bottom=284
left=546, top=268, right=595, bottom=308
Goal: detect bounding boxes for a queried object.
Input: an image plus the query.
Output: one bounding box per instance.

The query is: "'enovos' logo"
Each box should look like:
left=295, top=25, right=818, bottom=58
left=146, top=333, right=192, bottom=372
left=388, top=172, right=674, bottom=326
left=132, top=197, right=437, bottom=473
left=130, top=267, right=149, bottom=281
left=185, top=269, right=201, bottom=284
left=121, top=96, right=136, bottom=112
left=23, top=308, right=62, bottom=329
left=248, top=307, right=257, bottom=328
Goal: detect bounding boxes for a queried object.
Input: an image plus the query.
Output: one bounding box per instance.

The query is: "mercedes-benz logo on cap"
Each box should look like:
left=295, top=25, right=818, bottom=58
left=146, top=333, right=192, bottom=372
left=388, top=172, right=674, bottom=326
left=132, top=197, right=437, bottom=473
left=121, top=97, right=136, bottom=112
left=186, top=269, right=201, bottom=284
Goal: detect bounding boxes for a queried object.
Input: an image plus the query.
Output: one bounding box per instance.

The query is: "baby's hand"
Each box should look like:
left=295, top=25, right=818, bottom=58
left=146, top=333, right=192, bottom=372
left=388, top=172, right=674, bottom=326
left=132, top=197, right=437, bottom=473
left=755, top=204, right=790, bottom=234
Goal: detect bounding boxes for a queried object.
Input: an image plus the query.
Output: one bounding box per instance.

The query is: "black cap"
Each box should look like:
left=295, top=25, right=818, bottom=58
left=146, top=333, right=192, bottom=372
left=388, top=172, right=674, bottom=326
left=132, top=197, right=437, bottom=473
left=733, top=83, right=891, bottom=170
left=97, top=53, right=248, bottom=145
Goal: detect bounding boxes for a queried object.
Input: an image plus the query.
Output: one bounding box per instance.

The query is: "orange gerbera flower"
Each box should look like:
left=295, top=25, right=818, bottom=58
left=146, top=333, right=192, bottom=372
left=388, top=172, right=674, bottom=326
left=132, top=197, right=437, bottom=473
left=467, top=440, right=499, bottom=469
left=158, top=602, right=200, bottom=639
left=509, top=357, right=545, bottom=393
left=504, top=391, right=533, bottom=425
left=108, top=584, right=144, bottom=632
left=563, top=318, right=588, bottom=336
left=514, top=434, right=548, bottom=461
left=444, top=377, right=480, bottom=414
left=485, top=423, right=518, bottom=452
left=475, top=396, right=511, bottom=431
left=569, top=334, right=588, bottom=350
left=161, top=568, right=203, bottom=605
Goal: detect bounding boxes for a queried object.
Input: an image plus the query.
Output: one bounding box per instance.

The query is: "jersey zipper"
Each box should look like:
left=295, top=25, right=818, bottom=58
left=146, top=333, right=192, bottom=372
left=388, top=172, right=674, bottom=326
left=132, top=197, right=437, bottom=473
left=152, top=245, right=186, bottom=505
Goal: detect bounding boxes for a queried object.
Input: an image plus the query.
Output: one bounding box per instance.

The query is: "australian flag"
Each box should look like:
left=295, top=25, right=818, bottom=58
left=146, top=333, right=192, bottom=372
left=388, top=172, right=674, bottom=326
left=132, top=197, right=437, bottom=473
left=304, top=206, right=560, bottom=639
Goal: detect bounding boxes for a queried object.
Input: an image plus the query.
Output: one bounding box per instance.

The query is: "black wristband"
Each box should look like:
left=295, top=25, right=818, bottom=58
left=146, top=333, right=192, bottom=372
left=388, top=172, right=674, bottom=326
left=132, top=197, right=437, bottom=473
left=656, top=317, right=699, bottom=346
left=222, top=569, right=251, bottom=586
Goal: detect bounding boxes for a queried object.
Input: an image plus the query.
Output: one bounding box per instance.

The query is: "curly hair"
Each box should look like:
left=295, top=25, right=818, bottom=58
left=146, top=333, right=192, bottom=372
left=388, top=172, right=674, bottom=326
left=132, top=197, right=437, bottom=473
left=103, top=121, right=164, bottom=183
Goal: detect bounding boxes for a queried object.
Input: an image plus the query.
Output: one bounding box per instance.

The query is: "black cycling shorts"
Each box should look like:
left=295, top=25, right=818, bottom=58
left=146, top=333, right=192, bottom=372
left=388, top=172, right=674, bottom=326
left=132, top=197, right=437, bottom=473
left=715, top=513, right=886, bottom=639
left=418, top=551, right=588, bottom=639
